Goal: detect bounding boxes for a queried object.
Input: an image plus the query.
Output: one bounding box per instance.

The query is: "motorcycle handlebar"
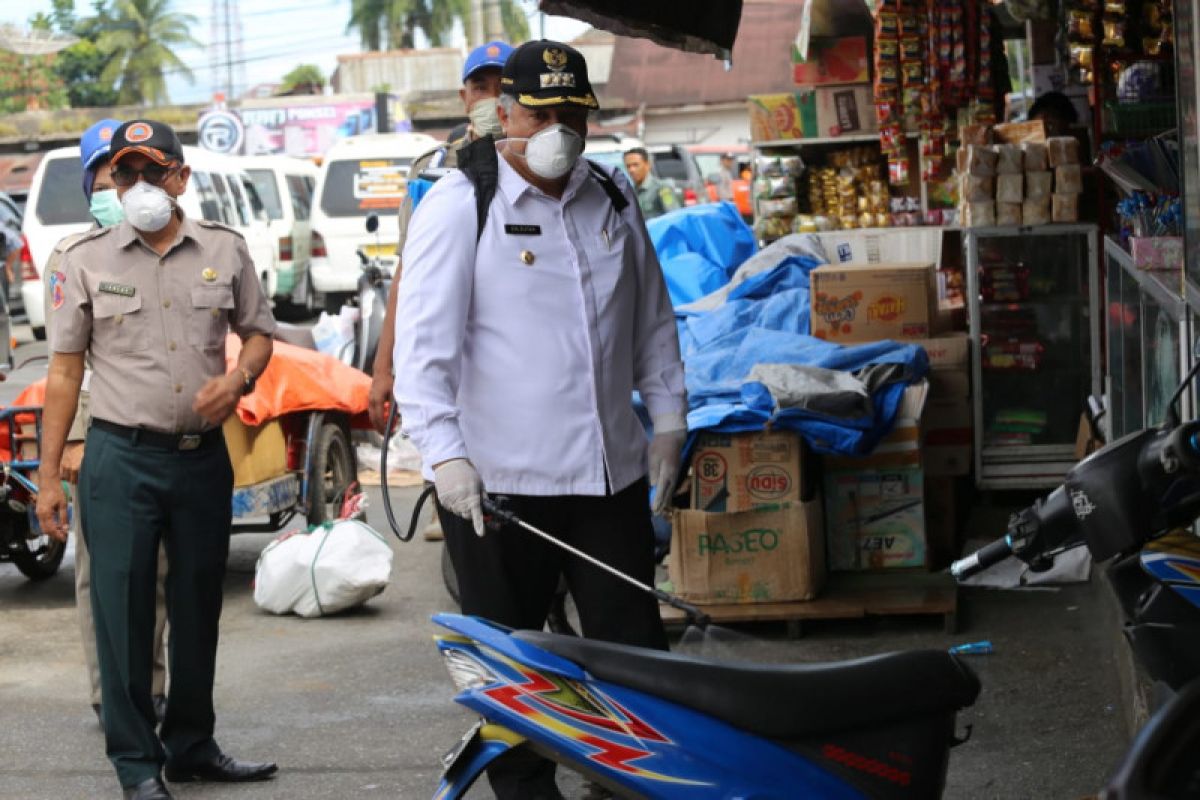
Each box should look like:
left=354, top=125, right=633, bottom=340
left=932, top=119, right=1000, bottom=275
left=950, top=535, right=1014, bottom=581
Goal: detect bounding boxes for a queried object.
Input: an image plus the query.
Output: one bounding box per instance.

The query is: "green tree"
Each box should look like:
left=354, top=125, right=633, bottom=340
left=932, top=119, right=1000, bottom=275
left=280, top=63, right=325, bottom=95
left=96, top=0, right=199, bottom=105
left=348, top=0, right=529, bottom=52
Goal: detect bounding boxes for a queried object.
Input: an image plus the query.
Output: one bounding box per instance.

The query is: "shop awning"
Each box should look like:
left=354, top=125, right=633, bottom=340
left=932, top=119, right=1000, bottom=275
left=537, top=0, right=743, bottom=59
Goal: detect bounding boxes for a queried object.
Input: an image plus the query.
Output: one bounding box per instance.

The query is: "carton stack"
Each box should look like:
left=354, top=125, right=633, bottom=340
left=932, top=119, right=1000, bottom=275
left=958, top=132, right=1083, bottom=227
left=671, top=431, right=825, bottom=605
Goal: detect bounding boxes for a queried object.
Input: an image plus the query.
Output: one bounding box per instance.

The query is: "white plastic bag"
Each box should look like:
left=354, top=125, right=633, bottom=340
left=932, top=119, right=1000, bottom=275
left=311, top=308, right=358, bottom=363
left=253, top=519, right=393, bottom=618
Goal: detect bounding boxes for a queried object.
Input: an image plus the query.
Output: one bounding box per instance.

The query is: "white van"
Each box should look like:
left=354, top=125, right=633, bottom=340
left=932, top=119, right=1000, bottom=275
left=308, top=132, right=439, bottom=307
left=21, top=145, right=276, bottom=339
left=242, top=155, right=319, bottom=310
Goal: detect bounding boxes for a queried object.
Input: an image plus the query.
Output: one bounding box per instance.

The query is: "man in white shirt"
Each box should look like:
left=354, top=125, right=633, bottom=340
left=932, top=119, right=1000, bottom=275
left=393, top=40, right=687, bottom=799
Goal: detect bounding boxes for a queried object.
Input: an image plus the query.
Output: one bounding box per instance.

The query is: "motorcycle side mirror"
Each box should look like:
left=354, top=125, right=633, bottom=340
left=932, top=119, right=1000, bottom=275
left=1101, top=679, right=1200, bottom=798
left=365, top=213, right=379, bottom=234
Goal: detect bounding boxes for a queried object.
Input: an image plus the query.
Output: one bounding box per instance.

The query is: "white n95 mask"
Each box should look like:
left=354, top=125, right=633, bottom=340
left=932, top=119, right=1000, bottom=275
left=468, top=98, right=505, bottom=139
left=514, top=124, right=584, bottom=180
left=121, top=182, right=175, bottom=232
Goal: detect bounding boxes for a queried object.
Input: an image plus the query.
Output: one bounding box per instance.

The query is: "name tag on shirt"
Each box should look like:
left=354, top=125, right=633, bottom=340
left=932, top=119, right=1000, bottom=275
left=98, top=281, right=136, bottom=297
left=504, top=224, right=542, bottom=236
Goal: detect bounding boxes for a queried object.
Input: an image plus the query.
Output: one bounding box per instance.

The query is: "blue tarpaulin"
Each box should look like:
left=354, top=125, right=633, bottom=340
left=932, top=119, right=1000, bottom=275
left=646, top=202, right=757, bottom=306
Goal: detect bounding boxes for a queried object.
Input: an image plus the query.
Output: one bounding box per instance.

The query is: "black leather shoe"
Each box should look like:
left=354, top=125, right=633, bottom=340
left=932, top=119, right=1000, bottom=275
left=152, top=695, right=166, bottom=724
left=164, top=754, right=278, bottom=783
left=122, top=776, right=172, bottom=799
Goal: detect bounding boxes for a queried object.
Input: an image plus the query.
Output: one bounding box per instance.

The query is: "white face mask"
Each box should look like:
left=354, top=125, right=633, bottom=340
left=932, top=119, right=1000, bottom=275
left=121, top=181, right=175, bottom=232
left=468, top=98, right=504, bottom=139
left=512, top=124, right=585, bottom=180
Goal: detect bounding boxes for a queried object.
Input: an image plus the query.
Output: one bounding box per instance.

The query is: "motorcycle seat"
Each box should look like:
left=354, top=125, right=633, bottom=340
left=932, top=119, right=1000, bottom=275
left=513, top=630, right=980, bottom=739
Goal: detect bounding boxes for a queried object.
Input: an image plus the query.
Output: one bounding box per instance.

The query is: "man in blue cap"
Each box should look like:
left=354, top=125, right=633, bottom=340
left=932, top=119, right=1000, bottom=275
left=44, top=119, right=171, bottom=729
left=367, top=40, right=513, bottom=541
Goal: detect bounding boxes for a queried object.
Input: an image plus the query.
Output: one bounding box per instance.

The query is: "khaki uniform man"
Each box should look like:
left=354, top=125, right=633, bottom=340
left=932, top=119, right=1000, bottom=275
left=36, top=120, right=278, bottom=800
left=43, top=119, right=170, bottom=725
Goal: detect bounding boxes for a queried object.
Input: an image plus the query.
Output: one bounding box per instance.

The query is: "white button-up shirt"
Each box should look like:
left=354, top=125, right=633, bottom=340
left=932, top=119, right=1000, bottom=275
left=393, top=151, right=686, bottom=496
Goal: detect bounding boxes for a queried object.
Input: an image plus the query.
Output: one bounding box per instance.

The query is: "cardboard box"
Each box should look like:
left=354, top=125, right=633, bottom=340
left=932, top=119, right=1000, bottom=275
left=1130, top=236, right=1184, bottom=271
left=811, top=262, right=938, bottom=343
left=801, top=84, right=879, bottom=138
left=793, top=37, right=870, bottom=86
left=815, top=228, right=945, bottom=267
left=748, top=93, right=808, bottom=142
left=917, top=332, right=970, bottom=373
left=691, top=430, right=807, bottom=513
left=670, top=501, right=825, bottom=604
left=923, top=397, right=972, bottom=477
left=824, top=384, right=928, bottom=570
left=223, top=416, right=288, bottom=488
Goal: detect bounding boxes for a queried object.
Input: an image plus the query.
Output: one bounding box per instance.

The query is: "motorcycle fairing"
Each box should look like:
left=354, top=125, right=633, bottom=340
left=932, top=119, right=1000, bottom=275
left=434, top=615, right=867, bottom=799
left=1141, top=532, right=1200, bottom=611
left=433, top=723, right=522, bottom=800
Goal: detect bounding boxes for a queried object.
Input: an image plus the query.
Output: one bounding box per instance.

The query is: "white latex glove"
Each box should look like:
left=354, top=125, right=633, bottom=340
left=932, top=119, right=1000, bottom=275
left=648, top=415, right=687, bottom=517
left=434, top=458, right=486, bottom=536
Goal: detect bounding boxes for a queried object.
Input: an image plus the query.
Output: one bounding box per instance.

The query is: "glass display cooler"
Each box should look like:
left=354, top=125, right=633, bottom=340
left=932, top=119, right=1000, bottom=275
left=965, top=224, right=1101, bottom=489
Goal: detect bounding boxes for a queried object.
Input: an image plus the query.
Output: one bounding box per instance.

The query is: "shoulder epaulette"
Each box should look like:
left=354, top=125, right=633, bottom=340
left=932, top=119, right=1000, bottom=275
left=58, top=226, right=111, bottom=254
left=195, top=218, right=245, bottom=240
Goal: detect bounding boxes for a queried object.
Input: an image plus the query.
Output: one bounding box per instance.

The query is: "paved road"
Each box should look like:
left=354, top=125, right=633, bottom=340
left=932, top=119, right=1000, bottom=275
left=0, top=328, right=1131, bottom=799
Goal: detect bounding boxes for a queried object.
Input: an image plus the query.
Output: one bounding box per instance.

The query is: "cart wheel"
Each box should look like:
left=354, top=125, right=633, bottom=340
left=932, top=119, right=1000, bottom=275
left=7, top=512, right=65, bottom=581
left=306, top=422, right=356, bottom=526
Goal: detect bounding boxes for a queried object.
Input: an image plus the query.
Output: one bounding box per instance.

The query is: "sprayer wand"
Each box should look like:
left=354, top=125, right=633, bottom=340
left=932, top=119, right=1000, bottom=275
left=481, top=497, right=711, bottom=630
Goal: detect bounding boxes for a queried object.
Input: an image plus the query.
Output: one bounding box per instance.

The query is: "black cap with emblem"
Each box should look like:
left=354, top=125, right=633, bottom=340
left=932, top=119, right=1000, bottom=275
left=501, top=40, right=599, bottom=110
left=110, top=119, right=186, bottom=167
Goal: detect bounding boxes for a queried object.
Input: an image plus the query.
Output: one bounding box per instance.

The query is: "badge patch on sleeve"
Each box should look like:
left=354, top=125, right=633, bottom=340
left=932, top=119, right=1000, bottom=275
left=49, top=271, right=67, bottom=310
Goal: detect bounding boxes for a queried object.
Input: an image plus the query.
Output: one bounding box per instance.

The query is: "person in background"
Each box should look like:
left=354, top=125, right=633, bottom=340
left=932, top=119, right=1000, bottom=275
left=394, top=40, right=687, bottom=799
left=623, top=146, right=679, bottom=219
left=41, top=119, right=171, bottom=729
left=1028, top=90, right=1079, bottom=137
left=36, top=119, right=277, bottom=800
left=715, top=151, right=737, bottom=202
left=367, top=41, right=513, bottom=541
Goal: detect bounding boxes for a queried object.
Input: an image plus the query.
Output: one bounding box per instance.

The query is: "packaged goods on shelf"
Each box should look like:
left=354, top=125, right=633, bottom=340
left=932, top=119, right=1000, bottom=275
left=792, top=36, right=870, bottom=86
left=982, top=339, right=1045, bottom=371
left=996, top=202, right=1022, bottom=226
left=995, top=144, right=1024, bottom=174
left=961, top=174, right=994, bottom=203
left=964, top=145, right=999, bottom=176
left=1025, top=171, right=1053, bottom=201
left=993, top=120, right=1047, bottom=144
left=1047, top=136, right=1081, bottom=167
left=1023, top=141, right=1049, bottom=172
left=1053, top=193, right=1080, bottom=223
left=810, top=261, right=938, bottom=342
left=1023, top=197, right=1051, bottom=225
left=1055, top=163, right=1084, bottom=194
left=963, top=201, right=996, bottom=227
left=996, top=174, right=1024, bottom=204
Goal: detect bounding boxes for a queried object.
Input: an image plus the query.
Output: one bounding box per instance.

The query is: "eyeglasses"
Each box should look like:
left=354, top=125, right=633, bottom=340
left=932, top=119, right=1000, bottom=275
left=111, top=162, right=181, bottom=188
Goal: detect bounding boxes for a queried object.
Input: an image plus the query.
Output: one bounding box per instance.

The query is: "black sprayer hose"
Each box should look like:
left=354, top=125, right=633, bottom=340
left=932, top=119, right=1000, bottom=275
left=379, top=399, right=436, bottom=543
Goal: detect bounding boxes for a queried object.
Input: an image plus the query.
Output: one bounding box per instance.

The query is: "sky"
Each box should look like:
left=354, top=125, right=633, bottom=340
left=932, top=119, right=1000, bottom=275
left=1, top=0, right=589, bottom=105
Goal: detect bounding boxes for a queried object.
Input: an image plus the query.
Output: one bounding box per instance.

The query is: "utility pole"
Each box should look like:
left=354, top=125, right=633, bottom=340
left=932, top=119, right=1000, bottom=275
left=483, top=0, right=504, bottom=43
left=209, top=0, right=246, bottom=100
left=468, top=0, right=485, bottom=48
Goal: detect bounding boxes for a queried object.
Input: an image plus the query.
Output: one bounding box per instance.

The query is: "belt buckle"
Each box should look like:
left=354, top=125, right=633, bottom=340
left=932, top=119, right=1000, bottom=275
left=178, top=434, right=202, bottom=451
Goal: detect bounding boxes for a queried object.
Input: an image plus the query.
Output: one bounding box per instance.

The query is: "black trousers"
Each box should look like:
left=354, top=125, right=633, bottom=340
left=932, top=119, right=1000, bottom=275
left=80, top=425, right=233, bottom=788
left=439, top=476, right=668, bottom=800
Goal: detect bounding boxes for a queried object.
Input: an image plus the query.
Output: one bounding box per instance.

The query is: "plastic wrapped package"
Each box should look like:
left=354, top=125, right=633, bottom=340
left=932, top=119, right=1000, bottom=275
left=996, top=202, right=1022, bottom=226
left=965, top=144, right=999, bottom=176
left=961, top=174, right=995, bottom=203
left=964, top=201, right=996, bottom=227
left=1023, top=198, right=1051, bottom=226
left=996, top=173, right=1024, bottom=204
left=757, top=196, right=798, bottom=218
left=1052, top=193, right=1079, bottom=223
left=1047, top=136, right=1080, bottom=166
left=1055, top=163, right=1083, bottom=194
left=995, top=144, right=1024, bottom=174
left=1023, top=142, right=1049, bottom=172
left=1025, top=170, right=1053, bottom=200
left=754, top=176, right=795, bottom=199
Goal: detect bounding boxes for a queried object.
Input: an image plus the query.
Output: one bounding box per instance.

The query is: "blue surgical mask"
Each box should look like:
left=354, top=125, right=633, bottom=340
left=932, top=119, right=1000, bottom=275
left=89, top=189, right=124, bottom=228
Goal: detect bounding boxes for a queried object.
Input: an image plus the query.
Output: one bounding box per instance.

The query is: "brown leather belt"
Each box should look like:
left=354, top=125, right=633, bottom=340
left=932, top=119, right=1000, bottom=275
left=92, top=419, right=222, bottom=451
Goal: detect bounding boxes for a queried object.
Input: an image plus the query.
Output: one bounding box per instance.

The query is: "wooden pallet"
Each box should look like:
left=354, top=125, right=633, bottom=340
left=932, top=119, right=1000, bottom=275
left=660, top=571, right=959, bottom=636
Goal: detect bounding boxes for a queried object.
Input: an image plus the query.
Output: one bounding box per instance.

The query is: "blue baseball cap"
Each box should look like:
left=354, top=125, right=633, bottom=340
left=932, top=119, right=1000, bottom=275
left=463, top=41, right=513, bottom=83
left=80, top=118, right=121, bottom=199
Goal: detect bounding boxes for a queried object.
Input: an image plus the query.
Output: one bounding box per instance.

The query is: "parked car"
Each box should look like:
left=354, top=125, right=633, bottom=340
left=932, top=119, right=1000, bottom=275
left=308, top=131, right=439, bottom=309
left=647, top=144, right=709, bottom=207
left=583, top=134, right=645, bottom=175
left=0, top=190, right=21, bottom=301
left=21, top=146, right=276, bottom=340
left=242, top=155, right=320, bottom=312
left=689, top=144, right=753, bottom=219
